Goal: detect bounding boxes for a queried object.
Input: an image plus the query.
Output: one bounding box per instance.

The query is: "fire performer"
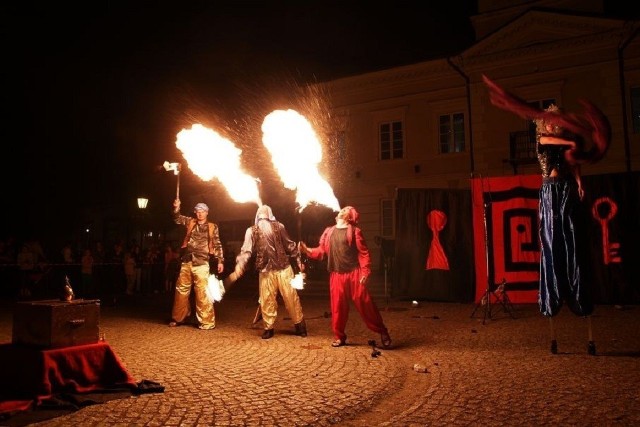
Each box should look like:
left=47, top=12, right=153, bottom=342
left=299, top=206, right=392, bottom=348
left=225, top=205, right=307, bottom=339
left=483, top=75, right=610, bottom=355
left=169, top=199, right=224, bottom=330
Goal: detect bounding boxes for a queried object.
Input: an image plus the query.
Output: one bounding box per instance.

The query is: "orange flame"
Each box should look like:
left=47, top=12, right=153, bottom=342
left=261, top=109, right=339, bottom=212
left=176, top=124, right=261, bottom=205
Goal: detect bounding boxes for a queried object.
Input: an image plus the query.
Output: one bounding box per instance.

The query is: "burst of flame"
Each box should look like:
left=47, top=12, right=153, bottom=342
left=206, top=274, right=225, bottom=302
left=261, top=109, right=340, bottom=212
left=290, top=273, right=305, bottom=290
left=176, top=124, right=261, bottom=205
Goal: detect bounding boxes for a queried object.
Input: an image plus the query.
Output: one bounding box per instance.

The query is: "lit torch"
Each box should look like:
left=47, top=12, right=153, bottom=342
left=206, top=274, right=225, bottom=303
left=163, top=161, right=181, bottom=199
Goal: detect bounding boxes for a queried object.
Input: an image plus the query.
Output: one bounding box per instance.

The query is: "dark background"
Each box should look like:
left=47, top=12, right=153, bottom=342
left=1, top=1, right=635, bottom=249
left=1, top=1, right=478, bottom=246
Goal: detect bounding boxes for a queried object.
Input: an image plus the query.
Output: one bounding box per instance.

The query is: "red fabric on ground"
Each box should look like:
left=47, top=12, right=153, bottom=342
left=0, top=341, right=137, bottom=414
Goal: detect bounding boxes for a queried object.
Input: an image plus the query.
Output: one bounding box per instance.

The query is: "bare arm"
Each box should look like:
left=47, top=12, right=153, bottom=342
left=224, top=227, right=253, bottom=287
left=572, top=164, right=584, bottom=200
left=539, top=135, right=576, bottom=148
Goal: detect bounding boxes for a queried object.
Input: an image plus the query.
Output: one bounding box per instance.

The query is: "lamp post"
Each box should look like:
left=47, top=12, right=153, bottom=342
left=137, top=197, right=148, bottom=248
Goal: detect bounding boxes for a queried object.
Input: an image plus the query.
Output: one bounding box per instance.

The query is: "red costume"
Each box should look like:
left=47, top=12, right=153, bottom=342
left=305, top=206, right=391, bottom=348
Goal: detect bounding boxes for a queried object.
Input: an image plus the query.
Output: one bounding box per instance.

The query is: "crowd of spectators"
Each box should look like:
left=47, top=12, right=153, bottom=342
left=0, top=235, right=180, bottom=303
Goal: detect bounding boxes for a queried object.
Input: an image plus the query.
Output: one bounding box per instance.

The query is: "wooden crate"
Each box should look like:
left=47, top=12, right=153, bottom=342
left=12, top=299, right=100, bottom=348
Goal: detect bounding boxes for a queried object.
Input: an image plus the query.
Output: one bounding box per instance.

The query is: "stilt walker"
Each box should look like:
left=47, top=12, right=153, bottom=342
left=482, top=75, right=610, bottom=355
left=549, top=318, right=557, bottom=354
left=587, top=316, right=596, bottom=356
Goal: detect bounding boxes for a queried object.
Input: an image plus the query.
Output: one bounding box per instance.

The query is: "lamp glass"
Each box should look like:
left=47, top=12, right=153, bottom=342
left=137, top=197, right=149, bottom=209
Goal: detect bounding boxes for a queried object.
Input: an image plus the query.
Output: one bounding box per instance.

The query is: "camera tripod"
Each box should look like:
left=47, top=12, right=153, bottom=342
left=470, top=199, right=516, bottom=324
left=471, top=278, right=516, bottom=324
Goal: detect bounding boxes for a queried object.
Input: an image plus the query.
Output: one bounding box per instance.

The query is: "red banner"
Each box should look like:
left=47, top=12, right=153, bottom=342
left=471, top=175, right=542, bottom=303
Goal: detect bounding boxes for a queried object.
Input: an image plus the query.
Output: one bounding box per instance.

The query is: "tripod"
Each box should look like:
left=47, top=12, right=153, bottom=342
left=470, top=200, right=516, bottom=324
left=472, top=277, right=516, bottom=323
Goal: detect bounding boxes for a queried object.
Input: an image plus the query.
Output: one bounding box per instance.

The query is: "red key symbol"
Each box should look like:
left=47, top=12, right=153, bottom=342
left=591, top=197, right=621, bottom=264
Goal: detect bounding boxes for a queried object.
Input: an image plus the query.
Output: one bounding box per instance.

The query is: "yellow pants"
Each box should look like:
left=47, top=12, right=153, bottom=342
left=259, top=265, right=304, bottom=330
left=172, top=262, right=215, bottom=329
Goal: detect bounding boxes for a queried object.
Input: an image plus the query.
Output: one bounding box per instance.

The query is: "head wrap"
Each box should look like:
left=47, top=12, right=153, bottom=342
left=343, top=206, right=359, bottom=225
left=255, top=205, right=276, bottom=225
left=335, top=206, right=359, bottom=246
left=194, top=203, right=209, bottom=213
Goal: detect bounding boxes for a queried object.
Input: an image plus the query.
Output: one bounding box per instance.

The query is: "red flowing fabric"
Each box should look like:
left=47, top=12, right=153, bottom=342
left=482, top=74, right=610, bottom=165
left=0, top=341, right=137, bottom=414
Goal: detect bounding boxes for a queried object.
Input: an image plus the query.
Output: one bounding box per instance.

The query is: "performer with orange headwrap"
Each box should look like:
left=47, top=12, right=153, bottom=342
left=299, top=206, right=391, bottom=348
left=483, top=75, right=611, bottom=355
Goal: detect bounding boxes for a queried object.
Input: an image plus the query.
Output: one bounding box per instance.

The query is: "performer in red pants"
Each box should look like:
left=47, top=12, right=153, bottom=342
left=300, top=206, right=391, bottom=348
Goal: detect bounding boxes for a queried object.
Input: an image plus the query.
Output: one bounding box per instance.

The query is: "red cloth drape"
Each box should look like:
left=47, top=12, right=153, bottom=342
left=0, top=341, right=137, bottom=414
left=471, top=175, right=542, bottom=303
left=426, top=210, right=450, bottom=270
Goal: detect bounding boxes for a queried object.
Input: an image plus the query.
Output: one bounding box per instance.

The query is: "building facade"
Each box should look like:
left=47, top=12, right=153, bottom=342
left=315, top=0, right=640, bottom=272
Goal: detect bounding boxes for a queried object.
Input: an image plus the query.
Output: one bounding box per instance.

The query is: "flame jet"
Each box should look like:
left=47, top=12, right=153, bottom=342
left=176, top=124, right=261, bottom=205
left=261, top=109, right=340, bottom=212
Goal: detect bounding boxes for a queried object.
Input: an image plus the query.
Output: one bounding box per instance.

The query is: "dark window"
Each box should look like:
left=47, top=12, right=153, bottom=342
left=380, top=121, right=404, bottom=160
left=439, top=113, right=465, bottom=153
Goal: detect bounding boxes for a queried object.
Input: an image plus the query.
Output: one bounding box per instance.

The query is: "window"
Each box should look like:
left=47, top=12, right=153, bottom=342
left=379, top=121, right=404, bottom=160
left=381, top=199, right=394, bottom=237
left=439, top=113, right=465, bottom=153
left=631, top=87, right=640, bottom=134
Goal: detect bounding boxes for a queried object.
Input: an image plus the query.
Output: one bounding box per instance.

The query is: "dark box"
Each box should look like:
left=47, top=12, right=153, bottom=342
left=12, top=299, right=100, bottom=348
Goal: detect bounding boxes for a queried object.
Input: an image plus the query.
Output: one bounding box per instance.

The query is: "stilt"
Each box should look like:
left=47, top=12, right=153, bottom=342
left=252, top=305, right=263, bottom=326
left=586, top=315, right=596, bottom=356
left=549, top=317, right=557, bottom=354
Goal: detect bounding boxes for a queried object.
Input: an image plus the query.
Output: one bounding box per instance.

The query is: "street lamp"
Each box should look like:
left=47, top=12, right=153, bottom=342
left=137, top=197, right=148, bottom=247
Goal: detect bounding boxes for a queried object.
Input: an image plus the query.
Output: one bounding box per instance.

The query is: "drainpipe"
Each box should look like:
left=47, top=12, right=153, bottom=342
left=447, top=57, right=474, bottom=173
left=618, top=23, right=640, bottom=173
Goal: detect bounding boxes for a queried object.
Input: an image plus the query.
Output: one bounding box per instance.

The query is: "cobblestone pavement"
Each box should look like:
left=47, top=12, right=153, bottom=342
left=1, top=290, right=639, bottom=426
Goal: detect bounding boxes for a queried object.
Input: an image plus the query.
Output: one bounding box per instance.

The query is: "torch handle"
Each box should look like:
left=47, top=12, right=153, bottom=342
left=176, top=172, right=180, bottom=199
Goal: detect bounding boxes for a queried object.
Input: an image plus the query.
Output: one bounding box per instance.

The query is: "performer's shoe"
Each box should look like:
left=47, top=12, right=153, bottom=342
left=587, top=340, right=596, bottom=356
left=381, top=331, right=392, bottom=349
left=261, top=329, right=274, bottom=339
left=198, top=324, right=215, bottom=330
left=294, top=320, right=307, bottom=337
left=168, top=321, right=181, bottom=327
left=331, top=339, right=346, bottom=347
left=550, top=339, right=558, bottom=354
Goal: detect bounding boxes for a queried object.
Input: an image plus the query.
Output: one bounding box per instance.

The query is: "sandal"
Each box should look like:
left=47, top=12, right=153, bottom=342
left=381, top=331, right=392, bottom=349
left=331, top=339, right=346, bottom=347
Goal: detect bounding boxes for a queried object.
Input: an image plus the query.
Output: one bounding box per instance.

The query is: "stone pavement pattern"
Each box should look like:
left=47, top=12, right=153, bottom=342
left=1, top=292, right=639, bottom=426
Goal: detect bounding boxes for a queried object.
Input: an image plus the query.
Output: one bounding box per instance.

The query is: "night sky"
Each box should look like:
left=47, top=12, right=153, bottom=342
left=2, top=1, right=478, bottom=245
left=3, top=1, right=636, bottom=249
